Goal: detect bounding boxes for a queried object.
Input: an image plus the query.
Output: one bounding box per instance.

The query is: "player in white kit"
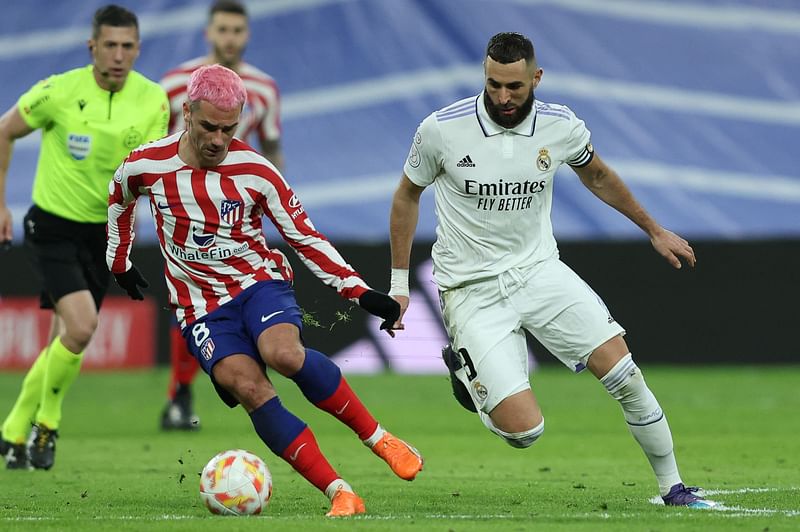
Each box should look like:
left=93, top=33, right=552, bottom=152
left=388, top=32, right=713, bottom=508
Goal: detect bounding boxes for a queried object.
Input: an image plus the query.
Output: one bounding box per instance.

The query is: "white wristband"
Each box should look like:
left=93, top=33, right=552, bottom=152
left=388, top=268, right=410, bottom=297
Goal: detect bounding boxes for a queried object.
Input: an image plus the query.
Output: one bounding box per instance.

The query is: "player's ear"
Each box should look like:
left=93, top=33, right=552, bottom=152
left=182, top=101, right=191, bottom=128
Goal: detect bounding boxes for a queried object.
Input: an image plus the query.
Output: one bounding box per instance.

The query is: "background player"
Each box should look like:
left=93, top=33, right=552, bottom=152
left=107, top=65, right=423, bottom=517
left=387, top=32, right=713, bottom=508
left=158, top=0, right=283, bottom=430
left=0, top=5, right=168, bottom=470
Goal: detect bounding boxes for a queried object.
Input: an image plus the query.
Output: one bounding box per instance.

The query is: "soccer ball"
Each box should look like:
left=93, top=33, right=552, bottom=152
left=199, top=449, right=272, bottom=516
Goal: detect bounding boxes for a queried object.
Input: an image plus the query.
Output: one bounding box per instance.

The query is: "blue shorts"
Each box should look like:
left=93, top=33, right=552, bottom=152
left=182, top=280, right=303, bottom=406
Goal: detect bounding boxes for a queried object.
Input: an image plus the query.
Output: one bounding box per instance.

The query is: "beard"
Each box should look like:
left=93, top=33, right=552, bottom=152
left=484, top=89, right=535, bottom=129
left=213, top=43, right=245, bottom=68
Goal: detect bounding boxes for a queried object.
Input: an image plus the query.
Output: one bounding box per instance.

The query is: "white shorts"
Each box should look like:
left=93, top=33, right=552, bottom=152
left=440, top=258, right=625, bottom=413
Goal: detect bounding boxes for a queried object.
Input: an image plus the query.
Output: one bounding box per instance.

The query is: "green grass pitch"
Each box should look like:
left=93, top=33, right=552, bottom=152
left=1, top=365, right=798, bottom=531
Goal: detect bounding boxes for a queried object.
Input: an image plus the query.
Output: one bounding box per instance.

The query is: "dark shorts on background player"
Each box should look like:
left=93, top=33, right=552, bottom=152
left=23, top=204, right=110, bottom=310
left=182, top=280, right=304, bottom=407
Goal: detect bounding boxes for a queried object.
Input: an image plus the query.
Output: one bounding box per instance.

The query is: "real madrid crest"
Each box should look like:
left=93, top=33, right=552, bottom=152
left=536, top=148, right=551, bottom=172
left=473, top=380, right=488, bottom=401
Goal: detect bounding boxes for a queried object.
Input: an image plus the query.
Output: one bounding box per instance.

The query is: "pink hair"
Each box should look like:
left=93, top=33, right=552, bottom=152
left=186, top=64, right=247, bottom=111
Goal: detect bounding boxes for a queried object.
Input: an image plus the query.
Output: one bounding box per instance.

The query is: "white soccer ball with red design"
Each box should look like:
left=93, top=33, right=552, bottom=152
left=199, top=449, right=272, bottom=515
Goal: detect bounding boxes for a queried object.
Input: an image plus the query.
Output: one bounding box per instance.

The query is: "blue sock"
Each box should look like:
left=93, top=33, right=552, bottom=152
left=249, top=396, right=306, bottom=455
left=291, top=349, right=341, bottom=403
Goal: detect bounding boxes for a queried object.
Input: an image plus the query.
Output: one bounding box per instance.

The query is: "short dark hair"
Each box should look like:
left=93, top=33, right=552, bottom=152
left=209, top=0, right=248, bottom=19
left=92, top=5, right=139, bottom=39
left=486, top=32, right=535, bottom=65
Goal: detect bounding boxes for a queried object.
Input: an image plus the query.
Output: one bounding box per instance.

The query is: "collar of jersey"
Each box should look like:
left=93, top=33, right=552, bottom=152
left=82, top=64, right=132, bottom=96
left=476, top=91, right=537, bottom=137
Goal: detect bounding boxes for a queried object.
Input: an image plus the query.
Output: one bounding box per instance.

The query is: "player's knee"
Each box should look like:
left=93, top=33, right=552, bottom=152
left=600, top=353, right=642, bottom=401
left=64, top=317, right=98, bottom=350
left=499, top=418, right=545, bottom=449
left=263, top=344, right=305, bottom=376
left=600, top=353, right=664, bottom=426
left=231, top=378, right=271, bottom=411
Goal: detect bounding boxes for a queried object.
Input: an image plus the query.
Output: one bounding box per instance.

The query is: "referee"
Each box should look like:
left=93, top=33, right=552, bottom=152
left=0, top=5, right=168, bottom=470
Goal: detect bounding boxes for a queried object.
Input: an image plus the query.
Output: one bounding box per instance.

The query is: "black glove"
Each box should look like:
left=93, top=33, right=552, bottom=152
left=114, top=265, right=149, bottom=300
left=358, top=290, right=401, bottom=331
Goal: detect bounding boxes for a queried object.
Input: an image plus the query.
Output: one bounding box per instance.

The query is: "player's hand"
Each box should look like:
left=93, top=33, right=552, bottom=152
left=392, top=295, right=409, bottom=331
left=113, top=265, right=149, bottom=300
left=650, top=228, right=696, bottom=269
left=0, top=204, right=12, bottom=248
left=358, top=290, right=401, bottom=337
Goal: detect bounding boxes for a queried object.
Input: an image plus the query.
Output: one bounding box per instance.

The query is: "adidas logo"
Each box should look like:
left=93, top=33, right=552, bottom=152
left=456, top=155, right=476, bottom=167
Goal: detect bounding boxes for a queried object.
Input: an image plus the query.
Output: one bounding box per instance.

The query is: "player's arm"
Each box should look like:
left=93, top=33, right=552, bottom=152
left=258, top=171, right=399, bottom=334
left=257, top=80, right=284, bottom=171
left=144, top=89, right=170, bottom=142
left=0, top=105, right=35, bottom=243
left=106, top=161, right=149, bottom=299
left=259, top=138, right=283, bottom=172
left=573, top=154, right=696, bottom=269
left=388, top=174, right=426, bottom=328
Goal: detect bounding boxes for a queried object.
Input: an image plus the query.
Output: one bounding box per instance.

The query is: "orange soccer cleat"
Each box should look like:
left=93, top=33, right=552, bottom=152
left=325, top=488, right=366, bottom=517
left=371, top=432, right=423, bottom=481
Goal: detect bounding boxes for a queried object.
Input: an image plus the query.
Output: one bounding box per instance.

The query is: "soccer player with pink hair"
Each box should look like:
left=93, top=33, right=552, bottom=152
left=107, top=64, right=423, bottom=517
left=159, top=0, right=283, bottom=431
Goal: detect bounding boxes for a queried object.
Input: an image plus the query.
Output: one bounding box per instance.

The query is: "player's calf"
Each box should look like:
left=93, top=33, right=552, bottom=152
left=600, top=353, right=689, bottom=497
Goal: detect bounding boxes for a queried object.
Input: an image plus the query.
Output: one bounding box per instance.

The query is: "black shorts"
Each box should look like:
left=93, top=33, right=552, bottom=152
left=23, top=205, right=110, bottom=310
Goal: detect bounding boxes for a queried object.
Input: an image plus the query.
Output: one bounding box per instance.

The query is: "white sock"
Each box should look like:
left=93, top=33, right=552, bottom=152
left=601, top=354, right=682, bottom=496
left=324, top=479, right=354, bottom=500
left=362, top=423, right=386, bottom=448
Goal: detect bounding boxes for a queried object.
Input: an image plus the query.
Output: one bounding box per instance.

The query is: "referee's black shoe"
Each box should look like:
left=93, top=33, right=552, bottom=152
left=441, top=345, right=477, bottom=413
left=1, top=432, right=32, bottom=470
left=27, top=424, right=57, bottom=470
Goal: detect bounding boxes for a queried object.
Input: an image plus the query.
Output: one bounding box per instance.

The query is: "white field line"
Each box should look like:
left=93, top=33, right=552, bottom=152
left=648, top=486, right=800, bottom=517
left=704, top=487, right=800, bottom=496
left=4, top=493, right=800, bottom=521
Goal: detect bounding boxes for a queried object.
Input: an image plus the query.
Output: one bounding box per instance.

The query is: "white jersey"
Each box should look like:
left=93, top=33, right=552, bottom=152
left=404, top=92, right=594, bottom=289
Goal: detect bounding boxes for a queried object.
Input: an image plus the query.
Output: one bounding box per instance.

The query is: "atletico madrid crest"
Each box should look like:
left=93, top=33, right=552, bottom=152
left=220, top=200, right=243, bottom=225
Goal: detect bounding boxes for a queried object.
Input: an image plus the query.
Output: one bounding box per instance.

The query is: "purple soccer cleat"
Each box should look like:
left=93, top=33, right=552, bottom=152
left=662, top=483, right=716, bottom=509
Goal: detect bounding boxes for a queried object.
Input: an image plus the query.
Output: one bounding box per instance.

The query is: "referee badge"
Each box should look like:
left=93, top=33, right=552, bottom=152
left=121, top=127, right=143, bottom=149
left=536, top=148, right=551, bottom=172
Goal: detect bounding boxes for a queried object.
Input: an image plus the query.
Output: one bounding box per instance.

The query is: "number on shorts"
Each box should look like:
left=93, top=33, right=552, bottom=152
left=457, top=347, right=478, bottom=381
left=191, top=322, right=210, bottom=347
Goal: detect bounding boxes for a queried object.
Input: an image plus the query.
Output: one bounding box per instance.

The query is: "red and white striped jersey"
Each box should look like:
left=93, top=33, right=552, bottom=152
left=160, top=58, right=281, bottom=145
left=106, top=132, right=369, bottom=328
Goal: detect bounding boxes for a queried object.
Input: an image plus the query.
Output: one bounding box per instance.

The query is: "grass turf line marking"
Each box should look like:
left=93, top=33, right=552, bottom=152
left=648, top=486, right=800, bottom=517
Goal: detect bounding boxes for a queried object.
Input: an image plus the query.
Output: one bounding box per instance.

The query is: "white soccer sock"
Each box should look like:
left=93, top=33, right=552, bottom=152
left=324, top=479, right=354, bottom=500
left=601, top=353, right=682, bottom=496
left=362, top=423, right=386, bottom=448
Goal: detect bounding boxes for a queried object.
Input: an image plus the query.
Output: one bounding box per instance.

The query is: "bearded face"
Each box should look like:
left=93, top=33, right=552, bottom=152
left=483, top=57, right=540, bottom=129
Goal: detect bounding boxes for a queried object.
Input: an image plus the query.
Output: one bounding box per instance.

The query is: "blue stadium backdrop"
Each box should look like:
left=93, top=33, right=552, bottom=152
left=1, top=0, right=798, bottom=370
